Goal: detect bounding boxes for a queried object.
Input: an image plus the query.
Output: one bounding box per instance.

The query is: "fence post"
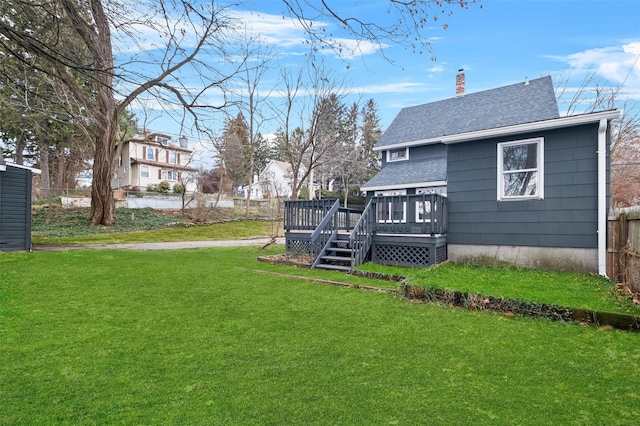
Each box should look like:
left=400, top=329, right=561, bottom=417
left=619, top=212, right=628, bottom=285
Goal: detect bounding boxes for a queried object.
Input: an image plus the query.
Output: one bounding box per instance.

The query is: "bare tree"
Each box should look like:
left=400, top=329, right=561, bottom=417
left=236, top=38, right=276, bottom=217
left=282, top=0, right=480, bottom=60
left=272, top=61, right=348, bottom=199
left=554, top=71, right=640, bottom=207
left=0, top=0, right=242, bottom=225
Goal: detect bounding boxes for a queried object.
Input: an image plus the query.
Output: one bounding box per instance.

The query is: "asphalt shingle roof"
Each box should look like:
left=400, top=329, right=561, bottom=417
left=361, top=156, right=446, bottom=190
left=375, top=75, right=559, bottom=148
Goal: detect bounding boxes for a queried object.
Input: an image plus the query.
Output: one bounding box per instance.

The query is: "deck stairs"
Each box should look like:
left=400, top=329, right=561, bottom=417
left=313, top=233, right=354, bottom=271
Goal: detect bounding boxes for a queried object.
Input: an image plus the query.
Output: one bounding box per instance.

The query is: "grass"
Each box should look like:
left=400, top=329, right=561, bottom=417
left=31, top=205, right=280, bottom=244
left=2, top=246, right=640, bottom=424
left=33, top=220, right=278, bottom=245
left=357, top=262, right=640, bottom=316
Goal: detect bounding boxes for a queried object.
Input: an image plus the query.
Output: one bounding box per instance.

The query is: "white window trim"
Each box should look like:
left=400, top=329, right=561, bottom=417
left=140, top=164, right=150, bottom=178
left=497, top=137, right=544, bottom=201
left=386, top=147, right=409, bottom=162
left=375, top=189, right=407, bottom=223
left=146, top=147, right=154, bottom=161
left=415, top=188, right=441, bottom=223
left=161, top=170, right=178, bottom=181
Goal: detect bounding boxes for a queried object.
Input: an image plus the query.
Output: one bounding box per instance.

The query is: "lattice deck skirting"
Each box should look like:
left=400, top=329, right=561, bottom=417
left=285, top=231, right=447, bottom=268
left=285, top=232, right=322, bottom=255
left=372, top=235, right=447, bottom=268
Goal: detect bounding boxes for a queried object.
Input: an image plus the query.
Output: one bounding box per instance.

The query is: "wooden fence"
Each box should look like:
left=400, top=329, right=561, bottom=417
left=608, top=206, right=640, bottom=292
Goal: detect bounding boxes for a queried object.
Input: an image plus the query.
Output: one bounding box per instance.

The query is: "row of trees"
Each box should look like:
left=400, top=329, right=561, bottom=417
left=1, top=0, right=475, bottom=225
left=213, top=95, right=382, bottom=206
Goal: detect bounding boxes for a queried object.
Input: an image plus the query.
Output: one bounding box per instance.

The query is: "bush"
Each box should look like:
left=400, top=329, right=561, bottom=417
left=173, top=183, right=185, bottom=194
left=156, top=181, right=171, bottom=193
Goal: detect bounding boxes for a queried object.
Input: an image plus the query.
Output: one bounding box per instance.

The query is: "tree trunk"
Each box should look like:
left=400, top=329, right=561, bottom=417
left=39, top=146, right=51, bottom=199
left=56, top=148, right=65, bottom=193
left=88, top=117, right=118, bottom=226
left=15, top=134, right=25, bottom=165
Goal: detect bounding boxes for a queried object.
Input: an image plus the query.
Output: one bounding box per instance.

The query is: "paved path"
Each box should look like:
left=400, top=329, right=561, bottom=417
left=34, top=237, right=285, bottom=251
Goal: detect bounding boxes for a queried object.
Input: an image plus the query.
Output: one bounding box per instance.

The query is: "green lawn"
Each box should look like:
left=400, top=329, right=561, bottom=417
left=357, top=262, right=640, bottom=316
left=31, top=205, right=280, bottom=244
left=2, top=247, right=640, bottom=424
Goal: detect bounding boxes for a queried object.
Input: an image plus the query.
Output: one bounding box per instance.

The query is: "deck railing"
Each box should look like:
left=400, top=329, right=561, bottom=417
left=284, top=194, right=447, bottom=236
left=284, top=199, right=362, bottom=231
left=349, top=198, right=375, bottom=267
left=371, top=193, right=447, bottom=236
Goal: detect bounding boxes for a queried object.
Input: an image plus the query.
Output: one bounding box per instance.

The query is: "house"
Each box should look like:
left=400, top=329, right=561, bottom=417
left=112, top=132, right=197, bottom=192
left=242, top=160, right=299, bottom=199
left=283, top=71, right=618, bottom=275
left=0, top=158, right=41, bottom=251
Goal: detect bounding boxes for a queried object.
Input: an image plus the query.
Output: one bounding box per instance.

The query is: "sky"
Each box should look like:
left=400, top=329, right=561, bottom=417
left=126, top=0, right=640, bottom=167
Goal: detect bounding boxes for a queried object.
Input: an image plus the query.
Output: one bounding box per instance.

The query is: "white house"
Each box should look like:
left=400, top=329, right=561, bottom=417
left=242, top=160, right=302, bottom=199
left=112, top=132, right=197, bottom=192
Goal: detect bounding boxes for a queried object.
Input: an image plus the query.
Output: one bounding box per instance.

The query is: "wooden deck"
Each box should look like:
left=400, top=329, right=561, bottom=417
left=284, top=195, right=448, bottom=269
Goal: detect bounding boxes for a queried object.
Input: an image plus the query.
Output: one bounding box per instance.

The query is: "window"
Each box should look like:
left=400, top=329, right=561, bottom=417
left=161, top=170, right=178, bottom=181
left=415, top=189, right=439, bottom=223
left=169, top=151, right=177, bottom=164
left=118, top=154, right=122, bottom=167
left=146, top=147, right=154, bottom=160
left=140, top=165, right=150, bottom=178
left=375, top=190, right=406, bottom=223
left=497, top=138, right=544, bottom=200
left=387, top=147, right=408, bottom=162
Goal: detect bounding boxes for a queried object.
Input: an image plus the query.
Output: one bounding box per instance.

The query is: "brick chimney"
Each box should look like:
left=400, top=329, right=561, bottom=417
left=456, top=68, right=465, bottom=97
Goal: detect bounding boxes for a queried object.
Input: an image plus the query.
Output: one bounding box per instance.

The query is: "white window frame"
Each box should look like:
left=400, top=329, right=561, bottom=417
left=497, top=138, right=544, bottom=201
left=415, top=188, right=440, bottom=223
left=146, top=147, right=155, bottom=161
left=140, top=165, right=150, bottom=178
left=161, top=170, right=178, bottom=181
left=386, top=147, right=409, bottom=162
left=169, top=151, right=177, bottom=164
left=375, top=189, right=407, bottom=223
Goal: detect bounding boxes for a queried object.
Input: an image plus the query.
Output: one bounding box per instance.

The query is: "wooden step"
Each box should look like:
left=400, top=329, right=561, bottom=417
left=315, top=263, right=352, bottom=271
left=320, top=255, right=352, bottom=263
left=326, top=247, right=352, bottom=254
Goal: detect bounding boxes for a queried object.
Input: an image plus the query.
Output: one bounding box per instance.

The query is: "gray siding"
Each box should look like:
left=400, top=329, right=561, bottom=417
left=447, top=123, right=601, bottom=249
left=380, top=143, right=447, bottom=167
left=0, top=166, right=33, bottom=251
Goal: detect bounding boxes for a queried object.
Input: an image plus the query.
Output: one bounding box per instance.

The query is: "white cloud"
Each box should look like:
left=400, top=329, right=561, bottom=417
left=232, top=10, right=385, bottom=59
left=350, top=82, right=427, bottom=95
left=548, top=42, right=640, bottom=100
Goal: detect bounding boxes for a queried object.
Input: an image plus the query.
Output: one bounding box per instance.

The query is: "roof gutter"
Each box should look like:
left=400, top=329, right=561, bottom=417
left=598, top=118, right=608, bottom=277
left=374, top=110, right=620, bottom=151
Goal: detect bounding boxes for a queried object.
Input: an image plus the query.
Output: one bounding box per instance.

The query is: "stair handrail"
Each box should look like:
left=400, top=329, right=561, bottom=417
left=311, top=228, right=338, bottom=269
left=310, top=199, right=341, bottom=261
left=349, top=198, right=374, bottom=268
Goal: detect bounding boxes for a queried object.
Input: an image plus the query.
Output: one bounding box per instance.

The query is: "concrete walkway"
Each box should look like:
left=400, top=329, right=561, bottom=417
left=34, top=237, right=285, bottom=251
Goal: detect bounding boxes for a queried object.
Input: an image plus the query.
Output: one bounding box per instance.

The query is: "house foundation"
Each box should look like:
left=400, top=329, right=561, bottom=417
left=447, top=244, right=598, bottom=273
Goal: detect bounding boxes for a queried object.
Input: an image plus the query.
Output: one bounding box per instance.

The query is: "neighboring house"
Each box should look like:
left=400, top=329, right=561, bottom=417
left=0, top=158, right=41, bottom=251
left=112, top=132, right=197, bottom=192
left=242, top=160, right=300, bottom=199
left=284, top=72, right=618, bottom=275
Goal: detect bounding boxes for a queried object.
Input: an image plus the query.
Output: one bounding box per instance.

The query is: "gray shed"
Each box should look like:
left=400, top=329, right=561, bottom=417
left=0, top=158, right=41, bottom=251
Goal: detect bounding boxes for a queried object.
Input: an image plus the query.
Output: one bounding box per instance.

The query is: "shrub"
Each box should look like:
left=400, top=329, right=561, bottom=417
left=173, top=183, right=185, bottom=194
left=156, top=181, right=170, bottom=193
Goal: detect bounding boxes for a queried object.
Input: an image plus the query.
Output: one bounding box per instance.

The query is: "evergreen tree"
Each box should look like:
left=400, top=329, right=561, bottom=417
left=360, top=99, right=383, bottom=180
